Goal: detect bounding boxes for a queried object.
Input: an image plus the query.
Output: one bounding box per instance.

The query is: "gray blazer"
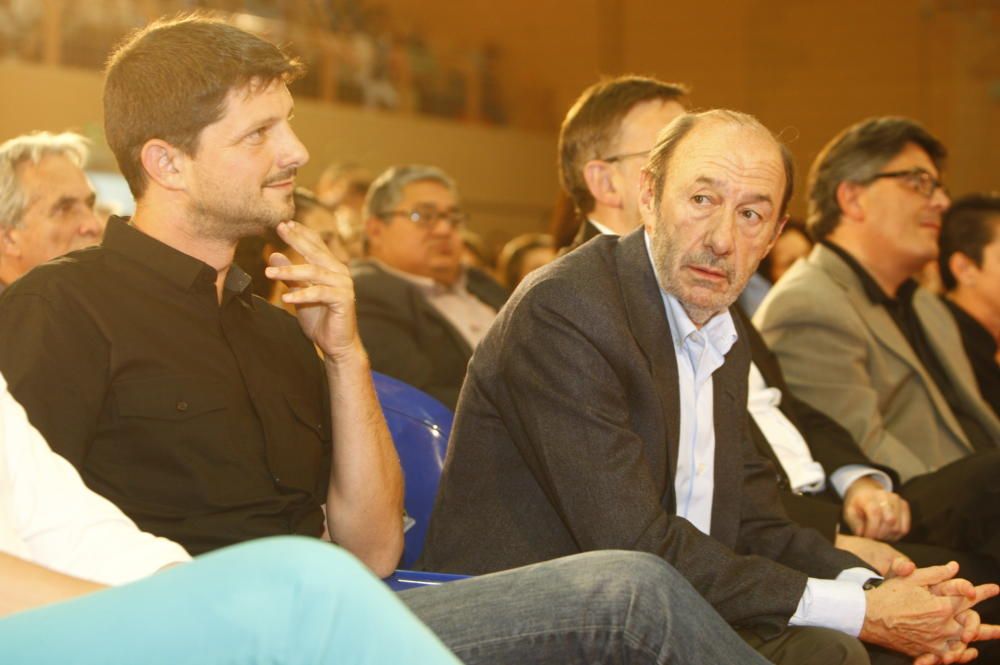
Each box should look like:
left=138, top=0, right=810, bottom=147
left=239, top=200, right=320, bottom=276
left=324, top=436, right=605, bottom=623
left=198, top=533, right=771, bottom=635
left=421, top=229, right=864, bottom=635
left=754, top=243, right=1000, bottom=483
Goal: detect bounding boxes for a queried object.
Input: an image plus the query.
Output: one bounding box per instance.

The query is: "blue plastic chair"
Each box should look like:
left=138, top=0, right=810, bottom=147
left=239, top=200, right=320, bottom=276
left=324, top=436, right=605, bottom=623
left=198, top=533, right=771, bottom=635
left=372, top=372, right=453, bottom=569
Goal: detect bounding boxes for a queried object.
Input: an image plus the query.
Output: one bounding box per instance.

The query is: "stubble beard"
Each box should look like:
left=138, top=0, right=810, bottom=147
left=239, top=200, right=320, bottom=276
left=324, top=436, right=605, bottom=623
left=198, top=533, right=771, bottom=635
left=189, top=187, right=293, bottom=242
left=651, top=225, right=742, bottom=327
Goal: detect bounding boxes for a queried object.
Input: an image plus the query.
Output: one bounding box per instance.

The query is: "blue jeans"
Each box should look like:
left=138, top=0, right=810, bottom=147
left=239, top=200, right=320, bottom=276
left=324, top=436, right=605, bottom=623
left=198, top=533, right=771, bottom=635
left=401, top=549, right=773, bottom=664
left=0, top=537, right=459, bottom=664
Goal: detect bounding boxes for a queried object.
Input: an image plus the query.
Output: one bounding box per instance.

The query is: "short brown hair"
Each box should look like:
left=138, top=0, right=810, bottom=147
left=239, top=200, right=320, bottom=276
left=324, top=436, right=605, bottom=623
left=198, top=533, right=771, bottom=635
left=643, top=109, right=795, bottom=219
left=939, top=193, right=1000, bottom=291
left=104, top=14, right=305, bottom=199
left=807, top=117, right=946, bottom=240
left=558, top=75, right=687, bottom=216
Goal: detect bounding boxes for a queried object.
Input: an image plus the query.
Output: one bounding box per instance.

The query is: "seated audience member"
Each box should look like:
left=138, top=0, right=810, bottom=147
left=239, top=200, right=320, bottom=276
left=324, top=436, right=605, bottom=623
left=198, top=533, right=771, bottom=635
left=314, top=161, right=371, bottom=259
left=496, top=232, right=555, bottom=290
left=0, top=372, right=460, bottom=664
left=0, top=17, right=772, bottom=665
left=0, top=131, right=104, bottom=293
left=740, top=220, right=813, bottom=315
left=754, top=117, right=1000, bottom=569
left=353, top=165, right=507, bottom=409
left=938, top=193, right=1000, bottom=417
left=557, top=75, right=687, bottom=252
left=738, top=305, right=1000, bottom=639
left=422, top=109, right=1000, bottom=665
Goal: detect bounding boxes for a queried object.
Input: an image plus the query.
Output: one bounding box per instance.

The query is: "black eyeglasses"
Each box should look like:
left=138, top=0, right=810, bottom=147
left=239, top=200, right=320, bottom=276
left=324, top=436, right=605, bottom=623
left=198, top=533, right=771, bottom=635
left=862, top=168, right=945, bottom=199
left=377, top=207, right=467, bottom=229
left=600, top=149, right=650, bottom=164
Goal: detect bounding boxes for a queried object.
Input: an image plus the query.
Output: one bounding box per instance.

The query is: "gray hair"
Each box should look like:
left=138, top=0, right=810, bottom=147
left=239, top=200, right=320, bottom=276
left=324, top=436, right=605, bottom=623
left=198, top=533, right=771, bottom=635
left=363, top=164, right=459, bottom=220
left=807, top=117, right=945, bottom=240
left=0, top=131, right=90, bottom=230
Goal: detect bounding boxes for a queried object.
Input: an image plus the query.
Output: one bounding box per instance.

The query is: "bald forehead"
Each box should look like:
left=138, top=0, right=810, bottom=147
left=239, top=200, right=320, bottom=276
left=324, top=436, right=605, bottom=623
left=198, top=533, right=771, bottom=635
left=674, top=119, right=784, bottom=186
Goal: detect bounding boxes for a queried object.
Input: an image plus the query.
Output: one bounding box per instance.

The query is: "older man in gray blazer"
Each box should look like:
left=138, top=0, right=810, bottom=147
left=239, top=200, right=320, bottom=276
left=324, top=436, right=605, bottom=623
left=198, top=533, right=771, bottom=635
left=755, top=117, right=1000, bottom=577
left=423, top=109, right=1000, bottom=665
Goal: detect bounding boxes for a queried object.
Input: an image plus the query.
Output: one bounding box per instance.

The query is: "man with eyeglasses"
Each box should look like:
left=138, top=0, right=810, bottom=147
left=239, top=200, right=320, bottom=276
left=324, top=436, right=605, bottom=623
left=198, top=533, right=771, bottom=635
left=352, top=165, right=507, bottom=409
left=555, top=75, right=687, bottom=252
left=755, top=117, right=1000, bottom=586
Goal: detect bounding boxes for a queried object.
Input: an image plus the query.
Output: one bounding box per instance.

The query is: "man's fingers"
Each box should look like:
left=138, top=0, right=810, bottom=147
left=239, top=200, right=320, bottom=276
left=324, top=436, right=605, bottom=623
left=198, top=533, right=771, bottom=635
left=906, top=561, right=960, bottom=587
left=276, top=221, right=343, bottom=269
left=933, top=578, right=977, bottom=600
left=845, top=504, right=866, bottom=536
left=957, top=609, right=980, bottom=644
left=913, top=653, right=940, bottom=665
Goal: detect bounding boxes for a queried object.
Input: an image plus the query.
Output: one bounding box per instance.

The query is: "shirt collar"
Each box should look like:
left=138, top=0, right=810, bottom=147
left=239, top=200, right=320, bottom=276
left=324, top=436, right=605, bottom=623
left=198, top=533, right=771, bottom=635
left=371, top=258, right=469, bottom=295
left=587, top=218, right=619, bottom=236
left=821, top=239, right=917, bottom=306
left=103, top=216, right=254, bottom=305
left=643, top=230, right=738, bottom=356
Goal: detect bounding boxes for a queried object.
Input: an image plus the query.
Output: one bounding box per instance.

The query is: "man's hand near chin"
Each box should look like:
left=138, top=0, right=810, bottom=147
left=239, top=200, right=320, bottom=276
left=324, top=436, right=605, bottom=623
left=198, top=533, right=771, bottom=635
left=860, top=560, right=1000, bottom=664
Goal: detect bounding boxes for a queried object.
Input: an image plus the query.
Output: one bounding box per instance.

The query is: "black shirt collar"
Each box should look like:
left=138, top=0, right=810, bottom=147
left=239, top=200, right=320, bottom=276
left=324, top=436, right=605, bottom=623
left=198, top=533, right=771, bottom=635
left=104, top=216, right=254, bottom=305
left=821, top=239, right=917, bottom=307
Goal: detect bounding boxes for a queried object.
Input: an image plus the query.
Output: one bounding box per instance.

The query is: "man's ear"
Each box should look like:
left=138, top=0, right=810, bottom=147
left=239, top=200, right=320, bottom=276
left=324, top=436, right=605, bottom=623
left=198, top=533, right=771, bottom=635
left=140, top=139, right=187, bottom=192
left=835, top=180, right=866, bottom=222
left=582, top=159, right=623, bottom=209
left=363, top=216, right=383, bottom=251
left=949, top=251, right=978, bottom=287
left=638, top=169, right=658, bottom=221
left=764, top=214, right=790, bottom=254
left=0, top=226, right=21, bottom=258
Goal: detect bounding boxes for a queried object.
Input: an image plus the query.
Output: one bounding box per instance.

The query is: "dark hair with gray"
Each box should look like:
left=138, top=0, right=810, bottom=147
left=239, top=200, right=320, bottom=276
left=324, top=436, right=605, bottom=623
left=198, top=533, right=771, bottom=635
left=642, top=109, right=795, bottom=218
left=559, top=75, right=688, bottom=216
left=939, top=192, right=1000, bottom=291
left=363, top=164, right=459, bottom=220
left=0, top=131, right=89, bottom=230
left=104, top=13, right=305, bottom=199
left=807, top=116, right=946, bottom=240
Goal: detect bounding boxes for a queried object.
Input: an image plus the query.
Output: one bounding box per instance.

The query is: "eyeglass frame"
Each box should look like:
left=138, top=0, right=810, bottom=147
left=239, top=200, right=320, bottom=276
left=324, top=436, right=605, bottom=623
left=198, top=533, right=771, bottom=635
left=860, top=168, right=946, bottom=199
left=375, top=206, right=468, bottom=229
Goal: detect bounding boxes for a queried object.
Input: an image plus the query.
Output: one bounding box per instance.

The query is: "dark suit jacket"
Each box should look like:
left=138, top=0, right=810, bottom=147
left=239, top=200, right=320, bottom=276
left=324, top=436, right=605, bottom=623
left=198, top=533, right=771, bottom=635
left=352, top=261, right=508, bottom=410
left=735, top=307, right=900, bottom=540
left=421, top=229, right=865, bottom=634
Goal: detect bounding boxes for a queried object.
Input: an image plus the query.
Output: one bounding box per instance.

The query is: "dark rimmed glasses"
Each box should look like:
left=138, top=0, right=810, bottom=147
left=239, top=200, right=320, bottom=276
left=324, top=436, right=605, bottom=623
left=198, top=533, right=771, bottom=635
left=862, top=168, right=945, bottom=199
left=377, top=207, right=467, bottom=229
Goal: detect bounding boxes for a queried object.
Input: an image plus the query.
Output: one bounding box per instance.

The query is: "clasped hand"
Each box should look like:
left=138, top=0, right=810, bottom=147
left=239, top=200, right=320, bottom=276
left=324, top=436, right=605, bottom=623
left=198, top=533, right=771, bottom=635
left=861, top=559, right=1000, bottom=664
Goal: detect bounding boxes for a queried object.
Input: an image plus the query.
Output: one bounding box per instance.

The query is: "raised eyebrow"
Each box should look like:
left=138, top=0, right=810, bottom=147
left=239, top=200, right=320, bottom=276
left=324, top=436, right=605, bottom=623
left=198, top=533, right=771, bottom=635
left=693, top=176, right=724, bottom=188
left=740, top=193, right=774, bottom=207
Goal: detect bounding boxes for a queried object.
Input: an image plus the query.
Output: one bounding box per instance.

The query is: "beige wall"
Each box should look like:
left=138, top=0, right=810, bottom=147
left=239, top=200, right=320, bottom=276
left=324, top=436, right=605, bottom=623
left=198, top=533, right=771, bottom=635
left=3, top=1, right=997, bottom=245
left=0, top=60, right=557, bottom=247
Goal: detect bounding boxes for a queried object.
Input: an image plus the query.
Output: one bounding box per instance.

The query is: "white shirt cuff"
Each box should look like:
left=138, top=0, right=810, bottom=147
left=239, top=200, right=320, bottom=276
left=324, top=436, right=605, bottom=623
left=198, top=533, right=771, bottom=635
left=829, top=465, right=893, bottom=499
left=790, top=567, right=873, bottom=637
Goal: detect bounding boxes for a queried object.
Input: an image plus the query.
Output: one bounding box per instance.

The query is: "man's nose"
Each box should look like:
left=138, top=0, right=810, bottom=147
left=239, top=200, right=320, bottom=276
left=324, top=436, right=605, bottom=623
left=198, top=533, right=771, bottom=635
left=704, top=214, right=735, bottom=256
left=80, top=208, right=104, bottom=236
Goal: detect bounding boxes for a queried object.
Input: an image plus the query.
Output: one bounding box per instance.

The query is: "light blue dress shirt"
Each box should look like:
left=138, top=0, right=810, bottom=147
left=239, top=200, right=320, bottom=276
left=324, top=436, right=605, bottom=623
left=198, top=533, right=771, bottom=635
left=644, top=232, right=871, bottom=637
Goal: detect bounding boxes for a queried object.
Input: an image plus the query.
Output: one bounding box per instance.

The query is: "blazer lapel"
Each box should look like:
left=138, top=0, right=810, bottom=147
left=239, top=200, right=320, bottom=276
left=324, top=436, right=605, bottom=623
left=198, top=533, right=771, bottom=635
left=615, top=229, right=679, bottom=509
left=814, top=246, right=970, bottom=446
left=710, top=313, right=751, bottom=548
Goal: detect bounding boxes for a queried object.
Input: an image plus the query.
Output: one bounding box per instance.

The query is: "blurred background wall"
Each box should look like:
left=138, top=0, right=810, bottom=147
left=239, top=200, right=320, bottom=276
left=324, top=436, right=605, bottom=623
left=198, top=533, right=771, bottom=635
left=1, top=0, right=996, bottom=249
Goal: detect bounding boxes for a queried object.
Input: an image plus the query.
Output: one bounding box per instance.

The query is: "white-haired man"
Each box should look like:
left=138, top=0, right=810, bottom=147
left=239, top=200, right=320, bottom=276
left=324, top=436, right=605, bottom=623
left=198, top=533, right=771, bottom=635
left=0, top=131, right=104, bottom=293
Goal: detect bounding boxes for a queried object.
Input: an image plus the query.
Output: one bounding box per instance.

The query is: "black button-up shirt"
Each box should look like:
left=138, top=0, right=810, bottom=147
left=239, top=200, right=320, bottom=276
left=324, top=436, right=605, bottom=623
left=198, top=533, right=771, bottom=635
left=944, top=298, right=1000, bottom=419
left=822, top=241, right=992, bottom=451
left=0, top=217, right=331, bottom=555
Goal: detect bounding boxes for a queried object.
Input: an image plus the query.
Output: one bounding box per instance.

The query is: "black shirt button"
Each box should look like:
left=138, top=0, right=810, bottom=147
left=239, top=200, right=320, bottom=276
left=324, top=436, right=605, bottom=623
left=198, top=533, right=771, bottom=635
left=176, top=400, right=189, bottom=412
